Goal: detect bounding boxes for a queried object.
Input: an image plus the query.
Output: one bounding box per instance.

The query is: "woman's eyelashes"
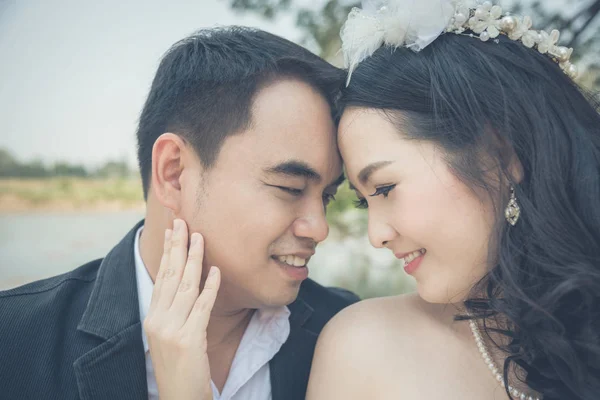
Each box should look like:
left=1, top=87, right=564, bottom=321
left=353, top=184, right=397, bottom=209
left=369, top=184, right=397, bottom=198
left=353, top=198, right=368, bottom=209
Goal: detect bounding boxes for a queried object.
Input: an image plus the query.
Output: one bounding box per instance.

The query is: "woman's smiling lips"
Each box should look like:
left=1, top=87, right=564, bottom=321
left=395, top=249, right=426, bottom=275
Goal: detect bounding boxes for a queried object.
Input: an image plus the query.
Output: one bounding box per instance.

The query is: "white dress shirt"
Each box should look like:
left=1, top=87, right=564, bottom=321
left=133, top=226, right=291, bottom=400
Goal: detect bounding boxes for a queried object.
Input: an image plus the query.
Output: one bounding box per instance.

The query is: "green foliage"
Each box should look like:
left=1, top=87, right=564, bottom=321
left=326, top=181, right=367, bottom=236
left=326, top=181, right=355, bottom=220
left=95, top=161, right=132, bottom=179
left=0, top=148, right=136, bottom=179
left=0, top=148, right=17, bottom=170
left=52, top=162, right=88, bottom=177
left=230, top=0, right=292, bottom=19
left=0, top=150, right=50, bottom=177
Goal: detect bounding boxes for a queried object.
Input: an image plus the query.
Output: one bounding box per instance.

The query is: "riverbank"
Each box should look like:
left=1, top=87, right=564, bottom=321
left=0, top=178, right=145, bottom=213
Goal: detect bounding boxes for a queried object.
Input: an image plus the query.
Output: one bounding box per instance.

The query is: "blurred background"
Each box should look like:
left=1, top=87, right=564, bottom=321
left=1, top=0, right=599, bottom=296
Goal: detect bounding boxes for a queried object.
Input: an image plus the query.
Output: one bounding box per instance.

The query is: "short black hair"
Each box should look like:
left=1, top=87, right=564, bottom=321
left=136, top=26, right=344, bottom=199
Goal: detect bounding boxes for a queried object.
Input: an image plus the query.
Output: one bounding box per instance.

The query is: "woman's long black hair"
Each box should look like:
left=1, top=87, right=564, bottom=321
left=339, top=32, right=600, bottom=399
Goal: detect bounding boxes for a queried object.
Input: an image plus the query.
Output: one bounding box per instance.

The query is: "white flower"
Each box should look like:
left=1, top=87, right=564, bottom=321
left=537, top=29, right=560, bottom=54
left=508, top=15, right=532, bottom=40
left=468, top=3, right=503, bottom=38
left=549, top=45, right=573, bottom=63
left=447, top=1, right=471, bottom=33
left=521, top=29, right=540, bottom=48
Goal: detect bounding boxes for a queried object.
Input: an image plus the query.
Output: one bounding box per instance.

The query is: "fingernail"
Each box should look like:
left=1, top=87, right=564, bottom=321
left=165, top=229, right=172, bottom=241
left=173, top=219, right=182, bottom=233
left=191, top=233, right=201, bottom=246
left=209, top=266, right=218, bottom=276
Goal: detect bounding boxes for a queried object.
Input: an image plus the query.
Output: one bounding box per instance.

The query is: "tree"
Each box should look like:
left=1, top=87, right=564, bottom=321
left=0, top=148, right=92, bottom=178
left=0, top=148, right=48, bottom=178
left=53, top=162, right=88, bottom=178
left=0, top=148, right=18, bottom=175
left=230, top=0, right=600, bottom=87
left=94, top=160, right=132, bottom=179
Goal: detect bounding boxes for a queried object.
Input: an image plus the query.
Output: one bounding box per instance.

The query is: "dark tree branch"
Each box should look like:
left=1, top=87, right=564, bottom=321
left=567, top=0, right=600, bottom=47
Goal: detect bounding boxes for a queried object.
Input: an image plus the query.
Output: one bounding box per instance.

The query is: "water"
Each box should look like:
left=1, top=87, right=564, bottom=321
left=0, top=212, right=413, bottom=296
left=0, top=211, right=145, bottom=289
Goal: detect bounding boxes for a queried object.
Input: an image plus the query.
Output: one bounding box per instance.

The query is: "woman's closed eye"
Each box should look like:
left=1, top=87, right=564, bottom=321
left=369, top=184, right=396, bottom=198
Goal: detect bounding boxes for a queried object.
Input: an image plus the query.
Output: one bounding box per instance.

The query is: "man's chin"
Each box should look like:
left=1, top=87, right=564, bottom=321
left=260, top=284, right=302, bottom=308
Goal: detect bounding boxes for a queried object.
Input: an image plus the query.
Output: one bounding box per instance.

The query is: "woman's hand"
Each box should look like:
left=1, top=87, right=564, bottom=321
left=144, top=219, right=221, bottom=400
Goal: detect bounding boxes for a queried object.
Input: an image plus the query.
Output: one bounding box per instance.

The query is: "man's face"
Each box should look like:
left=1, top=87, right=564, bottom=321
left=179, top=79, right=343, bottom=309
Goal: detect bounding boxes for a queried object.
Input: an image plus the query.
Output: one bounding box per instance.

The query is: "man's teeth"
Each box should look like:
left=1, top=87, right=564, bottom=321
left=277, top=255, right=307, bottom=267
left=402, top=249, right=425, bottom=264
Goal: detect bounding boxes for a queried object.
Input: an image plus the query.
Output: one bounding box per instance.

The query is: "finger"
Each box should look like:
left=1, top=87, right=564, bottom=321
left=169, top=232, right=205, bottom=326
left=156, top=219, right=189, bottom=310
left=149, top=228, right=173, bottom=311
left=189, top=266, right=221, bottom=332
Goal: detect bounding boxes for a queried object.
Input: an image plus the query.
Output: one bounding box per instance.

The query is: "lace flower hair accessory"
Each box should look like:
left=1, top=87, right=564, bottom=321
left=341, top=0, right=578, bottom=85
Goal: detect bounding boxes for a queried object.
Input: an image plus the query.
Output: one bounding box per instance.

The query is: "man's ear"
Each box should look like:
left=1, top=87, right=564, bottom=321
left=150, top=133, right=188, bottom=213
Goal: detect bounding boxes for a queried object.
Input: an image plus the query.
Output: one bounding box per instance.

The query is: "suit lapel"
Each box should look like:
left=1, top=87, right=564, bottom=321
left=270, top=296, right=318, bottom=400
left=73, top=323, right=147, bottom=399
left=74, top=221, right=149, bottom=400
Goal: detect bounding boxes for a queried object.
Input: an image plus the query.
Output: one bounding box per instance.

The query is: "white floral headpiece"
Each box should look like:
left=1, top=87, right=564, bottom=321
left=341, top=0, right=578, bottom=85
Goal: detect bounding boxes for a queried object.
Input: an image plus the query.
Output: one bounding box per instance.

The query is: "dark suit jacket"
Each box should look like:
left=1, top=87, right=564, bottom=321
left=0, top=221, right=359, bottom=400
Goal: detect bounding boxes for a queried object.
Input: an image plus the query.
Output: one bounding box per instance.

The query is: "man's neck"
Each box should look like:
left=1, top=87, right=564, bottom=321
left=206, top=307, right=255, bottom=349
left=139, top=214, right=169, bottom=283
left=206, top=308, right=254, bottom=393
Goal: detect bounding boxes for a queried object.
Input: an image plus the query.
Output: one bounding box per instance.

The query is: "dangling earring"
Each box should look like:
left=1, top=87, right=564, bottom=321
left=505, top=185, right=520, bottom=226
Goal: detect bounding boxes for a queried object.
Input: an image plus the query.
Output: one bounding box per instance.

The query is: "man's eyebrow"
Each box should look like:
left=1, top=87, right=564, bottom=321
left=358, top=161, right=394, bottom=185
left=264, top=160, right=321, bottom=181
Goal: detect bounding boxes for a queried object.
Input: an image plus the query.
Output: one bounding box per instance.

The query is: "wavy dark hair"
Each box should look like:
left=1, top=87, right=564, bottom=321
left=339, top=32, right=600, bottom=399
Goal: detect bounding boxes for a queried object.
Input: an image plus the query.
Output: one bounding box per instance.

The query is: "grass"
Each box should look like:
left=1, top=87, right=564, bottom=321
left=0, top=177, right=145, bottom=211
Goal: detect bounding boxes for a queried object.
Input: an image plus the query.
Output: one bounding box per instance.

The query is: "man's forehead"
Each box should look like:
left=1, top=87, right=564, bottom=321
left=245, top=80, right=337, bottom=146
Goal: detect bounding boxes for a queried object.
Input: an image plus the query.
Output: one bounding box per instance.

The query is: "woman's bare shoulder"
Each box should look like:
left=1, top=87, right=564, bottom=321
left=306, top=293, right=451, bottom=400
left=326, top=292, right=448, bottom=339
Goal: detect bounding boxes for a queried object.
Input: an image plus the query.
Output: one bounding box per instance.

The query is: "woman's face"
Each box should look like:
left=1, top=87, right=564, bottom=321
left=338, top=107, right=497, bottom=304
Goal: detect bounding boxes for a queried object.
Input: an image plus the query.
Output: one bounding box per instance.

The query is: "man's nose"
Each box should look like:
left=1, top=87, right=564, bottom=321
left=292, top=202, right=330, bottom=243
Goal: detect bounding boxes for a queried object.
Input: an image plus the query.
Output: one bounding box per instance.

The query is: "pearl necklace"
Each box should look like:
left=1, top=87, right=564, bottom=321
left=468, top=320, right=541, bottom=400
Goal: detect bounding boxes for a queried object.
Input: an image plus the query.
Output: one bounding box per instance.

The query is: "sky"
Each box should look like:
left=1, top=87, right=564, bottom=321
left=0, top=0, right=301, bottom=168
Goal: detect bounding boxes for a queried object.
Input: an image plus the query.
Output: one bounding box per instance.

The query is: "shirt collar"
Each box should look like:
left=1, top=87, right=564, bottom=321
left=133, top=225, right=154, bottom=352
